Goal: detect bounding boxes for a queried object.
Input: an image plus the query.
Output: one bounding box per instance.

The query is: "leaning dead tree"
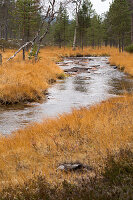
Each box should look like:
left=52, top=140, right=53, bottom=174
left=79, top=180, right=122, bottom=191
left=8, top=0, right=56, bottom=61
left=8, top=0, right=68, bottom=62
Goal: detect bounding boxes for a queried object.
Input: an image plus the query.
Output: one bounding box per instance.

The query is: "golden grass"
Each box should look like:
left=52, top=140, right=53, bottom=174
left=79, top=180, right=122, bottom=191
left=109, top=51, right=133, bottom=75
left=0, top=95, right=132, bottom=190
left=0, top=49, right=63, bottom=104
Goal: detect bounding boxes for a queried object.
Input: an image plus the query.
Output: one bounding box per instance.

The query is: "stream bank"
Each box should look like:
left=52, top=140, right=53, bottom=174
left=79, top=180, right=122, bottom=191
left=0, top=56, right=133, bottom=134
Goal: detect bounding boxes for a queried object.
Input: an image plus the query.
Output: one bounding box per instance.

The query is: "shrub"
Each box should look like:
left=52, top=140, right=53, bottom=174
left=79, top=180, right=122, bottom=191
left=0, top=39, right=20, bottom=49
left=125, top=44, right=133, bottom=53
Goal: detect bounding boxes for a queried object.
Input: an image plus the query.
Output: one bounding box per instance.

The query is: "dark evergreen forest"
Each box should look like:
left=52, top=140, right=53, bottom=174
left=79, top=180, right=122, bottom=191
left=0, top=0, right=132, bottom=52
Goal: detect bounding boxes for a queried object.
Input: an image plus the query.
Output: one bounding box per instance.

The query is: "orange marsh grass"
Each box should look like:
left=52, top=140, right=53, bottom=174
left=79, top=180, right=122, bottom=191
left=0, top=95, right=132, bottom=190
left=109, top=51, right=133, bottom=75
left=0, top=49, right=63, bottom=104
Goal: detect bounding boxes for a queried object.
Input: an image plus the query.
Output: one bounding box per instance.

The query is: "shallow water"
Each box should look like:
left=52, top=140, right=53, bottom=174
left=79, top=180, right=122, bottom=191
left=0, top=57, right=133, bottom=134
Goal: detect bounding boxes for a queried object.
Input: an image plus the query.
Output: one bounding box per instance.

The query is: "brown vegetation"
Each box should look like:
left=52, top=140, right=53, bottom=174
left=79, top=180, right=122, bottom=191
left=109, top=51, right=133, bottom=75
left=0, top=49, right=63, bottom=104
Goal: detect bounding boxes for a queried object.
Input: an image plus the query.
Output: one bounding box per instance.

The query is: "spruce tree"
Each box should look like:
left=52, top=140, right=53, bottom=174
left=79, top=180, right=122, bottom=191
left=107, top=0, right=130, bottom=51
left=77, top=0, right=93, bottom=49
left=14, top=0, right=41, bottom=59
left=15, top=0, right=41, bottom=43
left=0, top=0, right=15, bottom=40
left=53, top=3, right=69, bottom=48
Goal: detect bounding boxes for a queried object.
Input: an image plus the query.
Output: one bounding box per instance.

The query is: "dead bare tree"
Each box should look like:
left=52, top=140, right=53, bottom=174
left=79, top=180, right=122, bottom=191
left=8, top=0, right=69, bottom=62
left=8, top=0, right=56, bottom=61
left=34, top=0, right=57, bottom=61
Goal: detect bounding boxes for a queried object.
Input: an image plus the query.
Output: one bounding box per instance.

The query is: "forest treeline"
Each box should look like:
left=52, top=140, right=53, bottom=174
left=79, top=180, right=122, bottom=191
left=0, top=0, right=132, bottom=52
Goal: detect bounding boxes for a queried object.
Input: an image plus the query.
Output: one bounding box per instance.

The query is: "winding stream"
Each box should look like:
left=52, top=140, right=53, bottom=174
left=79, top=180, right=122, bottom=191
left=0, top=57, right=133, bottom=135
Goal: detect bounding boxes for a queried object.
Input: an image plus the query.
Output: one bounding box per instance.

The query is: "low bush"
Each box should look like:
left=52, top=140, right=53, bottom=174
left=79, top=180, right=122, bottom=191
left=0, top=39, right=21, bottom=49
left=125, top=44, right=133, bottom=53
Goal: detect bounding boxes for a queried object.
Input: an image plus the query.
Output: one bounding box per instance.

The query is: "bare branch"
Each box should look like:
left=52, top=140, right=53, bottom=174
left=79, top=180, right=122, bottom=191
left=8, top=42, right=33, bottom=61
left=7, top=0, right=73, bottom=61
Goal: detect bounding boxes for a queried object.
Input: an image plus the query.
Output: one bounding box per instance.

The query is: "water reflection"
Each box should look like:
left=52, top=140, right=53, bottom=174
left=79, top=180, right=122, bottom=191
left=73, top=75, right=88, bottom=93
left=109, top=77, right=133, bottom=95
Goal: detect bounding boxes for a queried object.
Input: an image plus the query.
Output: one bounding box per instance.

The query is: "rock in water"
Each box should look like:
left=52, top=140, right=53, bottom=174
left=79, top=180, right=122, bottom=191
left=113, top=66, right=117, bottom=69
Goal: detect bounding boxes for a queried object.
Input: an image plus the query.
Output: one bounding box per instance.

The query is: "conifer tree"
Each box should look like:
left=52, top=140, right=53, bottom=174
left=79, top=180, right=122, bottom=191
left=14, top=0, right=41, bottom=59
left=107, top=0, right=130, bottom=51
left=15, top=0, right=41, bottom=43
left=77, top=0, right=93, bottom=49
left=0, top=0, right=15, bottom=40
left=53, top=3, right=69, bottom=48
left=89, top=15, right=103, bottom=48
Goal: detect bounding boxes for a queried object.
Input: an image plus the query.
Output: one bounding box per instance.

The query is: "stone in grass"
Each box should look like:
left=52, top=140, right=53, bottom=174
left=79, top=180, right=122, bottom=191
left=57, top=162, right=93, bottom=172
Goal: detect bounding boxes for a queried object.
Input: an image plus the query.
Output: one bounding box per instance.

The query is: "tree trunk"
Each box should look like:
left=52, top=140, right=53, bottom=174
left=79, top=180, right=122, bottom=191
left=23, top=48, right=25, bottom=60
left=92, top=32, right=95, bottom=48
left=105, top=40, right=108, bottom=47
left=5, top=24, right=8, bottom=41
left=64, top=21, right=66, bottom=49
left=73, top=20, right=78, bottom=50
left=35, top=23, right=51, bottom=62
left=0, top=54, right=2, bottom=65
left=131, top=13, right=133, bottom=43
left=109, top=41, right=111, bottom=47
left=119, top=38, right=121, bottom=53
left=81, top=32, right=84, bottom=50
left=122, top=34, right=124, bottom=52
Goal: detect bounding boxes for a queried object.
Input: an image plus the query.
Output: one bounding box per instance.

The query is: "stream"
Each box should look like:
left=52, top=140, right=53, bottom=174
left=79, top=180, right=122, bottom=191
left=0, top=56, right=133, bottom=135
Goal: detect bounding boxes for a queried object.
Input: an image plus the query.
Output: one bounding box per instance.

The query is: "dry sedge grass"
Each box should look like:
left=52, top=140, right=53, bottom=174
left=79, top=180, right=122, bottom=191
left=109, top=51, right=133, bottom=75
left=0, top=49, right=63, bottom=104
left=0, top=95, right=132, bottom=191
